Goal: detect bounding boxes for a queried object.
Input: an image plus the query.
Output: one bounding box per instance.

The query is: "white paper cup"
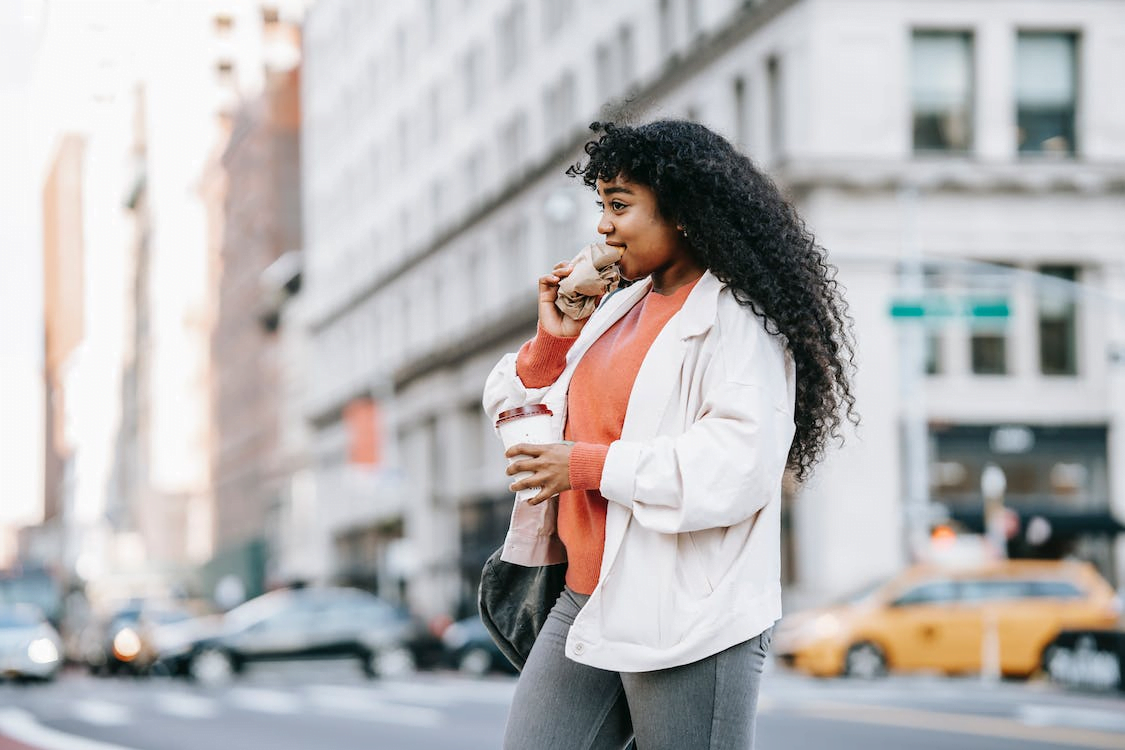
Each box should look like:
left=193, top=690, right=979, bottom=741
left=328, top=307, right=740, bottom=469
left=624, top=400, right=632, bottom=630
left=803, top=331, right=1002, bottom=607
left=496, top=405, right=554, bottom=502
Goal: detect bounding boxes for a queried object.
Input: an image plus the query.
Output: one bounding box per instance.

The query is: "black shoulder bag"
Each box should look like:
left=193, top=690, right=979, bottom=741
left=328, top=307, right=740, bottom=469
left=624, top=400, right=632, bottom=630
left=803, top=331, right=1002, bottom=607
left=478, top=547, right=567, bottom=671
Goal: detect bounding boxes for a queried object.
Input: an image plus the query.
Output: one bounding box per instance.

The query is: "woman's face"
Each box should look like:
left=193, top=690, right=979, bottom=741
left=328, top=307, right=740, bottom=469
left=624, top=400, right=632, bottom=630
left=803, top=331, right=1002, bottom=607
left=595, top=175, right=698, bottom=288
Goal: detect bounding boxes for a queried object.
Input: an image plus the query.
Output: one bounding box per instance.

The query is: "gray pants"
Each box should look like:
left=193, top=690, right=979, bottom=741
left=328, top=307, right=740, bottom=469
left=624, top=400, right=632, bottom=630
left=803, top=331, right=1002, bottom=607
left=503, top=587, right=772, bottom=750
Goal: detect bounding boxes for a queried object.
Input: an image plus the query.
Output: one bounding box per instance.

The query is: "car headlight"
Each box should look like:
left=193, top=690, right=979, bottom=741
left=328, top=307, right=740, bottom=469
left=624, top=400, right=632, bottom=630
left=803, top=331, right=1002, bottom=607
left=28, top=638, right=60, bottom=665
left=113, top=628, right=142, bottom=660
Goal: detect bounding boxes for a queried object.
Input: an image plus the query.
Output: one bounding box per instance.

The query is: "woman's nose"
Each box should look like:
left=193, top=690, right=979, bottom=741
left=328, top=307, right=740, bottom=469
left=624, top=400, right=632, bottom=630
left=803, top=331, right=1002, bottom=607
left=597, top=214, right=613, bottom=235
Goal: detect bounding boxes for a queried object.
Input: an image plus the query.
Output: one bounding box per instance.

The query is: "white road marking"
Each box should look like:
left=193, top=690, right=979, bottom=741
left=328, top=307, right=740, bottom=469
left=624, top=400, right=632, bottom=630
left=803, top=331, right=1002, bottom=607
left=379, top=678, right=518, bottom=705
left=1018, top=704, right=1125, bottom=733
left=227, top=686, right=303, bottom=714
left=790, top=700, right=1125, bottom=750
left=152, top=691, right=221, bottom=719
left=305, top=686, right=442, bottom=727
left=0, top=708, right=139, bottom=750
left=70, top=701, right=132, bottom=727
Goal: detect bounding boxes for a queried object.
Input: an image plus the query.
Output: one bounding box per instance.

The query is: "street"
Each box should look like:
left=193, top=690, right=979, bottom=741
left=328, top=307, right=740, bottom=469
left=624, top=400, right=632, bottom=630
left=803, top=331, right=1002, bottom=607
left=2, top=662, right=1124, bottom=750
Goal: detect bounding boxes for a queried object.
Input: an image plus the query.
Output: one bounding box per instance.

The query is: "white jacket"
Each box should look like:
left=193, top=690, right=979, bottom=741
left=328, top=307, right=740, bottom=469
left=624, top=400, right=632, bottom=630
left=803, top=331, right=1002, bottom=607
left=483, top=270, right=796, bottom=672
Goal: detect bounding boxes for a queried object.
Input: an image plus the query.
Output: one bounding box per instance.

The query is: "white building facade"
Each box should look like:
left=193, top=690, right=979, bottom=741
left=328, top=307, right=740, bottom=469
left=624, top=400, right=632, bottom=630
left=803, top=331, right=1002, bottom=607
left=301, top=0, right=1125, bottom=619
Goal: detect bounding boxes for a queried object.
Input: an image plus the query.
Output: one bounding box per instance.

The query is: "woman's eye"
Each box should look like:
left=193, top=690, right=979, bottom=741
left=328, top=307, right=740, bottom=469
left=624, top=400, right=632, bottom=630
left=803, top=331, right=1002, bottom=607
left=611, top=201, right=626, bottom=211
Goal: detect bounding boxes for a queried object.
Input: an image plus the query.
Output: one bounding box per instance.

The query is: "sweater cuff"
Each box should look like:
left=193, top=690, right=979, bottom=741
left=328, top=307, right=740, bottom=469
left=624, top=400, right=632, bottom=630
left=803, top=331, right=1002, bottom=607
left=569, top=442, right=609, bottom=492
left=515, top=323, right=578, bottom=388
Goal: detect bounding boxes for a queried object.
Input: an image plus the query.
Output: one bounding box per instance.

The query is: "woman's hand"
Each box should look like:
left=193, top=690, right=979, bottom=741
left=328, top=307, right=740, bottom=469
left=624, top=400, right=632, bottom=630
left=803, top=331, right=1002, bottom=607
left=506, top=442, right=574, bottom=505
left=538, top=262, right=587, bottom=338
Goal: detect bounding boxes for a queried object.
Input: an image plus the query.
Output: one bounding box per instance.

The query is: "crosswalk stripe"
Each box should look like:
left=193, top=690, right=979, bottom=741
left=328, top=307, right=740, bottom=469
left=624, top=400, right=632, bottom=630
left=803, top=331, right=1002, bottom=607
left=70, top=702, right=131, bottom=728
left=789, top=701, right=1125, bottom=750
left=227, top=687, right=303, bottom=715
left=152, top=693, right=220, bottom=720
left=304, top=688, right=441, bottom=728
left=1018, top=704, right=1125, bottom=734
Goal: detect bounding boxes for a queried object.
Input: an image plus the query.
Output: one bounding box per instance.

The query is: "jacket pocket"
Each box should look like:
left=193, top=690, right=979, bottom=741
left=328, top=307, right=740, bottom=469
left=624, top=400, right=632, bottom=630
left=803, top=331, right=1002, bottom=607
left=679, top=531, right=715, bottom=596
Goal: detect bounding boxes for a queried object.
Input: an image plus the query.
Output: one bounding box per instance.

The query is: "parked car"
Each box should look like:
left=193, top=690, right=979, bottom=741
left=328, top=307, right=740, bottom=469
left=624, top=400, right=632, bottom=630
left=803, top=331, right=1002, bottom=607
left=774, top=559, right=1121, bottom=679
left=156, top=587, right=422, bottom=684
left=441, top=615, right=518, bottom=676
left=81, top=599, right=208, bottom=676
left=0, top=566, right=63, bottom=629
left=0, top=604, right=63, bottom=682
left=1042, top=628, right=1125, bottom=692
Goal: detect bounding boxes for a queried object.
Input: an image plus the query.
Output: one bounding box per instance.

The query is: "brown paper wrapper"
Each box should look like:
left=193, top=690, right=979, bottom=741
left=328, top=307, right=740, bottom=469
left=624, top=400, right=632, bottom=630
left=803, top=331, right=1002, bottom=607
left=554, top=242, right=625, bottom=320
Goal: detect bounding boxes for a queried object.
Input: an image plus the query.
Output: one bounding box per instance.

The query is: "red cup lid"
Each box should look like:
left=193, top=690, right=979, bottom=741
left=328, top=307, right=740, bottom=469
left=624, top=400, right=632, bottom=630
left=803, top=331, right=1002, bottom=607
left=496, top=404, right=553, bottom=426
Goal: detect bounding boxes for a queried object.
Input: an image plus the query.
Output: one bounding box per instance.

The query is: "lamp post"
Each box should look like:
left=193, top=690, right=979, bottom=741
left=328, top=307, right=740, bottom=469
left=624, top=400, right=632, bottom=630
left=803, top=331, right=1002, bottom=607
left=981, top=463, right=1008, bottom=561
left=980, top=462, right=1007, bottom=685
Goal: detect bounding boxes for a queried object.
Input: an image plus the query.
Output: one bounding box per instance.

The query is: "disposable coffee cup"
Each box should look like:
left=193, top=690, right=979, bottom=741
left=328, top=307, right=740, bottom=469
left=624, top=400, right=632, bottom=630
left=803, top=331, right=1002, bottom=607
left=496, top=404, right=554, bottom=503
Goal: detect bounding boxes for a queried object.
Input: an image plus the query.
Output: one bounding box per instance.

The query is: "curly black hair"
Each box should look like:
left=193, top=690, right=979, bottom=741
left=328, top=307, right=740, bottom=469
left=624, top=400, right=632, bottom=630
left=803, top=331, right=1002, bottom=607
left=567, top=120, right=858, bottom=482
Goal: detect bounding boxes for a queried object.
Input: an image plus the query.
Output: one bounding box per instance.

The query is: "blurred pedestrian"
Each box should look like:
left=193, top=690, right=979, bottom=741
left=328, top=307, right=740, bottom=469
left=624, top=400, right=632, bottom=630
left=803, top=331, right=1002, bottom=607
left=484, top=120, right=857, bottom=749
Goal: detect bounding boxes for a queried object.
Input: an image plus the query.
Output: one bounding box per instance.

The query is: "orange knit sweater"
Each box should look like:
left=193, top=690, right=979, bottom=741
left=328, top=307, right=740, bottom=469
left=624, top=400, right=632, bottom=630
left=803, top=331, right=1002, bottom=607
left=515, top=279, right=698, bottom=594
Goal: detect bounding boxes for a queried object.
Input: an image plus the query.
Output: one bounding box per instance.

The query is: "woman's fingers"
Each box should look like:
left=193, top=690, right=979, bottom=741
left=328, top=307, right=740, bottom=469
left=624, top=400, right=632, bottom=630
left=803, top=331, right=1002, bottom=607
left=505, top=443, right=543, bottom=460
left=505, top=443, right=573, bottom=503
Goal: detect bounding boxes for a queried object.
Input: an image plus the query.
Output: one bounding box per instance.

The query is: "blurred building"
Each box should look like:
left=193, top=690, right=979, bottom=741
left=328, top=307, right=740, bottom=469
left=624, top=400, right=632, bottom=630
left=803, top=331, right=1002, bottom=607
left=204, top=50, right=305, bottom=600
left=0, top=0, right=49, bottom=567
left=36, top=135, right=87, bottom=569
left=300, top=0, right=1125, bottom=618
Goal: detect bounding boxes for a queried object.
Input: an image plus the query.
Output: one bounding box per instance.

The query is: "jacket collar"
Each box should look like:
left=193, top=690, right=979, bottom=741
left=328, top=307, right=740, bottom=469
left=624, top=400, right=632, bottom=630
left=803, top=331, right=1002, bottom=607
left=674, top=270, right=722, bottom=339
left=577, top=269, right=722, bottom=354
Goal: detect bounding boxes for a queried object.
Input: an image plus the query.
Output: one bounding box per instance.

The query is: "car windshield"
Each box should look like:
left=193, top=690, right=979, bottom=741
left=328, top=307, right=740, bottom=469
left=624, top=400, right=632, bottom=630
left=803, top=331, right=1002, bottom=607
left=0, top=608, right=40, bottom=629
left=840, top=577, right=891, bottom=605
left=0, top=573, right=61, bottom=621
left=222, top=591, right=294, bottom=632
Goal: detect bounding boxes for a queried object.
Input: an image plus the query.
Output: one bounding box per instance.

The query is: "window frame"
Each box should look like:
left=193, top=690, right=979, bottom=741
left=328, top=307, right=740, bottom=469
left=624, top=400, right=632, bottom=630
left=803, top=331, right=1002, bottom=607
left=910, top=29, right=976, bottom=155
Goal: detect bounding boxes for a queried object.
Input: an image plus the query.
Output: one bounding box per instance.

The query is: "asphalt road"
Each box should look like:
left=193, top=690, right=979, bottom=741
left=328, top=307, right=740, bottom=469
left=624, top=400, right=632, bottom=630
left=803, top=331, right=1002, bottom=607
left=1, top=661, right=1123, bottom=750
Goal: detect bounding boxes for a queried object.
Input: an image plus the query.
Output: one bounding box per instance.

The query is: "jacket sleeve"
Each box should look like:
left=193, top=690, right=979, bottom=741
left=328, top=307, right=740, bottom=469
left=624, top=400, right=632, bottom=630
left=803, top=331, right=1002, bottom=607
left=599, top=370, right=795, bottom=535
left=482, top=352, right=551, bottom=426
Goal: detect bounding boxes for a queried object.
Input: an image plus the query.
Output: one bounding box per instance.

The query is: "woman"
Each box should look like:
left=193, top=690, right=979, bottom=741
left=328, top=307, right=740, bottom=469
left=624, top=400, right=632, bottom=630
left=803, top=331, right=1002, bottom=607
left=483, top=120, right=857, bottom=749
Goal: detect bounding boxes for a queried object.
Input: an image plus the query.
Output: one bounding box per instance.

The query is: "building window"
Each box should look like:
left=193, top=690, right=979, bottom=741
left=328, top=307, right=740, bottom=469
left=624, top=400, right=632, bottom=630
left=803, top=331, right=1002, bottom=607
left=428, top=84, right=442, bottom=144
left=686, top=0, right=701, bottom=36
left=498, top=4, right=526, bottom=79
left=543, top=71, right=575, bottom=143
left=733, top=76, right=750, bottom=151
left=595, top=26, right=635, bottom=104
left=911, top=31, right=973, bottom=152
left=261, top=6, right=279, bottom=26
left=215, top=59, right=235, bottom=83
left=595, top=43, right=612, bottom=102
left=925, top=332, right=943, bottom=375
left=1017, top=32, right=1077, bottom=156
left=659, top=0, right=674, bottom=51
left=971, top=333, right=1006, bottom=375
left=620, top=25, right=635, bottom=89
left=968, top=264, right=1012, bottom=375
left=923, top=266, right=944, bottom=375
left=767, top=55, right=784, bottom=161
left=541, top=0, right=573, bottom=39
left=1038, top=265, right=1078, bottom=375
left=463, top=46, right=484, bottom=112
left=213, top=14, right=234, bottom=34
left=501, top=112, right=528, bottom=170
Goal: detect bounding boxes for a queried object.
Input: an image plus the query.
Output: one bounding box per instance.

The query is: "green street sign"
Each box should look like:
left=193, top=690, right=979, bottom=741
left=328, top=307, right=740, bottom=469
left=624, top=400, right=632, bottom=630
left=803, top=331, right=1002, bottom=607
left=889, top=296, right=1009, bottom=319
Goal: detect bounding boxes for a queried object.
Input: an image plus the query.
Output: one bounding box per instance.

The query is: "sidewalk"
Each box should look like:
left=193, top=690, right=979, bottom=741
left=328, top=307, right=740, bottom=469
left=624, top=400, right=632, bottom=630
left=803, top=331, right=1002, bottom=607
left=0, top=735, right=38, bottom=750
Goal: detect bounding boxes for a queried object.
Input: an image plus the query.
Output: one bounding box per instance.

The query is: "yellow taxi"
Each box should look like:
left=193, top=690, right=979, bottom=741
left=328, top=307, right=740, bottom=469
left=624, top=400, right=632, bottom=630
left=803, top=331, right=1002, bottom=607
left=773, top=559, right=1121, bottom=679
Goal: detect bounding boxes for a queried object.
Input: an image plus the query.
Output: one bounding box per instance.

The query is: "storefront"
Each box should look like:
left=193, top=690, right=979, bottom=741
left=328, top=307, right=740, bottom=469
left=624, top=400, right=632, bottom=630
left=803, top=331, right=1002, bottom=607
left=930, top=424, right=1122, bottom=583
